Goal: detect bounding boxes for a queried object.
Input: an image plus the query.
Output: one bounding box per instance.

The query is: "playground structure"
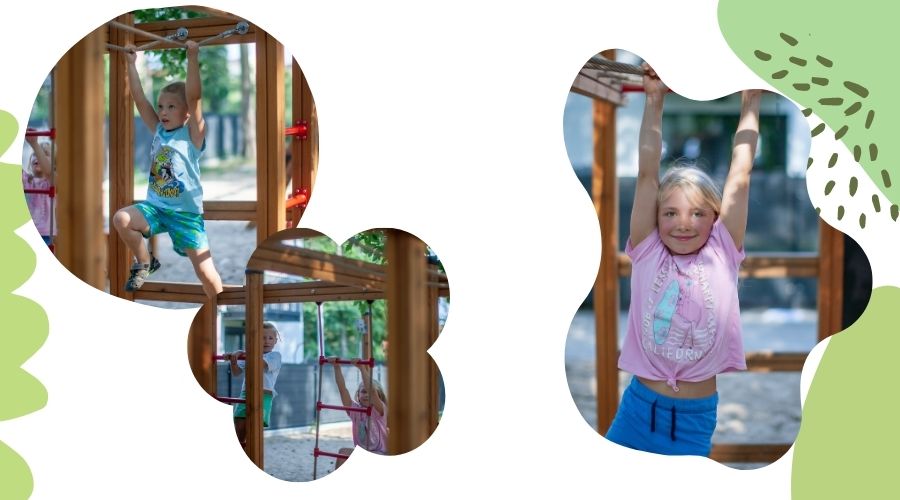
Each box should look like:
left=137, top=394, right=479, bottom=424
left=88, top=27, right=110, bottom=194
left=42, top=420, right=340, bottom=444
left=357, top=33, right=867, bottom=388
left=47, top=7, right=316, bottom=290
left=193, top=228, right=449, bottom=472
left=40, top=7, right=450, bottom=476
left=573, top=51, right=847, bottom=464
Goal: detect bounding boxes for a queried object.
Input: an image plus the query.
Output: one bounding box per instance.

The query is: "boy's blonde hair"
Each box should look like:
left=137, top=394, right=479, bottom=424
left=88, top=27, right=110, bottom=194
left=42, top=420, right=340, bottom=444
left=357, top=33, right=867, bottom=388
left=658, top=165, right=722, bottom=215
left=159, top=81, right=187, bottom=105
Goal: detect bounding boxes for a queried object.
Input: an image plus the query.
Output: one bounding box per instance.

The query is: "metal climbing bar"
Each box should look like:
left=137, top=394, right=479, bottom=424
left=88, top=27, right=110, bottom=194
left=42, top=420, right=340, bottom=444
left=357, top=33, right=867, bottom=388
left=285, top=190, right=309, bottom=210
left=213, top=353, right=246, bottom=361
left=313, top=301, right=325, bottom=479
left=108, top=20, right=188, bottom=48
left=584, top=55, right=646, bottom=77
left=317, top=402, right=371, bottom=414
left=313, top=448, right=350, bottom=460
left=198, top=21, right=250, bottom=46
left=136, top=27, right=189, bottom=51
left=317, top=356, right=374, bottom=367
left=25, top=128, right=55, bottom=139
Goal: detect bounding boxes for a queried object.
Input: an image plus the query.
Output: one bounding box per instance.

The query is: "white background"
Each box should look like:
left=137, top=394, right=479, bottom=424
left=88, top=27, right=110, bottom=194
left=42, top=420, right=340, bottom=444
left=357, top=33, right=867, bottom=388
left=1, top=1, right=820, bottom=498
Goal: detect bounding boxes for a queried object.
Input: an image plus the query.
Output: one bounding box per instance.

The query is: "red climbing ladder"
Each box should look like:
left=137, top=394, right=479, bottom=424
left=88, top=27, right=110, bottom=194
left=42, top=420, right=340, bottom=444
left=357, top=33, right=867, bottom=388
left=311, top=300, right=376, bottom=479
left=24, top=127, right=57, bottom=253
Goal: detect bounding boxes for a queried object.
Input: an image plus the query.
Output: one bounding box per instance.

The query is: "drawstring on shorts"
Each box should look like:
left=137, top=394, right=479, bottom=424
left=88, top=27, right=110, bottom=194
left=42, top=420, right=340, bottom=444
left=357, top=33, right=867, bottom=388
left=649, top=399, right=677, bottom=441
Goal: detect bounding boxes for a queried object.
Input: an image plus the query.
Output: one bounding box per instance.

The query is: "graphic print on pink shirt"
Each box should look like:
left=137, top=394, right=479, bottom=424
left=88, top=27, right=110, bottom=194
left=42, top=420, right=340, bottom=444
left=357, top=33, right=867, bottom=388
left=643, top=255, right=716, bottom=364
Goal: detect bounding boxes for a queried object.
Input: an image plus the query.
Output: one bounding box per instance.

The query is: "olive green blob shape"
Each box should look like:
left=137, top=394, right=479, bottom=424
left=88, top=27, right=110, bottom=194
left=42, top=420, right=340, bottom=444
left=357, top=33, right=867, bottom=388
left=791, top=287, right=900, bottom=498
left=0, top=441, right=32, bottom=500
left=0, top=109, right=46, bottom=499
left=719, top=1, right=900, bottom=206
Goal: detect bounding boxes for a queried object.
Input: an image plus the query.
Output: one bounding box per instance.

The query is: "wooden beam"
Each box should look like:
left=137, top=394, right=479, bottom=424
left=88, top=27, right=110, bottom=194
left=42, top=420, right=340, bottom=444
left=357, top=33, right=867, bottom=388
left=616, top=252, right=820, bottom=278
left=255, top=31, right=285, bottom=241
left=107, top=13, right=136, bottom=299
left=593, top=49, right=619, bottom=435
left=387, top=230, right=430, bottom=455
left=818, top=221, right=844, bottom=340
left=202, top=200, right=257, bottom=221
left=55, top=25, right=106, bottom=290
left=247, top=247, right=387, bottom=289
left=710, top=444, right=790, bottom=463
left=745, top=352, right=808, bottom=372
left=244, top=270, right=264, bottom=467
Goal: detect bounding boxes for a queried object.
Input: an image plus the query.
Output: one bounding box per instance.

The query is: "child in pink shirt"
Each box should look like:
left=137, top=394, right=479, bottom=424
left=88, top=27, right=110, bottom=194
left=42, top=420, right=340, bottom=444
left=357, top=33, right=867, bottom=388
left=22, top=135, right=55, bottom=247
left=328, top=357, right=388, bottom=469
left=606, top=63, right=761, bottom=456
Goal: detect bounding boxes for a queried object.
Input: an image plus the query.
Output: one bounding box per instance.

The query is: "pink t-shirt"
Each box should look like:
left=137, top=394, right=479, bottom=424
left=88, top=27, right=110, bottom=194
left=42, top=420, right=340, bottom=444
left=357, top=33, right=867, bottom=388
left=619, top=219, right=746, bottom=391
left=22, top=170, right=55, bottom=236
left=349, top=402, right=388, bottom=454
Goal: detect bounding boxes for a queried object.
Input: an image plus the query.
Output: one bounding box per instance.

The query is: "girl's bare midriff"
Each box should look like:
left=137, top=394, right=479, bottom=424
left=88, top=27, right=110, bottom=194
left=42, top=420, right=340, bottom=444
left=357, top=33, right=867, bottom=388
left=637, top=376, right=717, bottom=399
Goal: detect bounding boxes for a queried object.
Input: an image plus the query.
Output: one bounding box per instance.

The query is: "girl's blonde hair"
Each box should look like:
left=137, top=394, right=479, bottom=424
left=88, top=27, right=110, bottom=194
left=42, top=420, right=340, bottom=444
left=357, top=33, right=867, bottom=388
left=658, top=165, right=722, bottom=215
left=262, top=321, right=282, bottom=342
left=357, top=379, right=387, bottom=404
left=28, top=142, right=52, bottom=174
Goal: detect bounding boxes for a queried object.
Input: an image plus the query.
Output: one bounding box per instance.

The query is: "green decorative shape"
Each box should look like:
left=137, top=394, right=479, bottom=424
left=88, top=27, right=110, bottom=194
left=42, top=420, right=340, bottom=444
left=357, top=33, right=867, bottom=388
left=843, top=80, right=869, bottom=98
left=0, top=109, right=46, bottom=498
left=792, top=287, right=900, bottom=498
left=719, top=1, right=900, bottom=206
left=0, top=441, right=32, bottom=499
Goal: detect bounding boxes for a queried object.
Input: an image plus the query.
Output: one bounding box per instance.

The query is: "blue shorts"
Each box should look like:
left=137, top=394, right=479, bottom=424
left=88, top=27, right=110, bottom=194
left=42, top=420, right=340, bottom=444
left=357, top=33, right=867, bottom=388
left=233, top=391, right=274, bottom=427
left=606, top=376, right=718, bottom=456
left=134, top=202, right=208, bottom=257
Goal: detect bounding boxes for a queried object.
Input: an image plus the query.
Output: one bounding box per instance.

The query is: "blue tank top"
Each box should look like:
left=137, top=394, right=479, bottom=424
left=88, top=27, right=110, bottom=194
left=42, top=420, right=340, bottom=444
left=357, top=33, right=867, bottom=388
left=146, top=123, right=205, bottom=213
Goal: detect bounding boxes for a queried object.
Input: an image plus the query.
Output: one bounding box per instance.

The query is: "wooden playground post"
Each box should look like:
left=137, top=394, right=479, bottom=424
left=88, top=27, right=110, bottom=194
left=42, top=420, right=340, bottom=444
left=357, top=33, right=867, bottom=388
left=386, top=230, right=432, bottom=454
left=427, top=277, right=441, bottom=429
left=592, top=51, right=619, bottom=435
left=817, top=221, right=844, bottom=339
left=107, top=14, right=136, bottom=300
left=188, top=297, right=218, bottom=394
left=54, top=25, right=106, bottom=289
left=255, top=32, right=285, bottom=243
left=244, top=270, right=264, bottom=467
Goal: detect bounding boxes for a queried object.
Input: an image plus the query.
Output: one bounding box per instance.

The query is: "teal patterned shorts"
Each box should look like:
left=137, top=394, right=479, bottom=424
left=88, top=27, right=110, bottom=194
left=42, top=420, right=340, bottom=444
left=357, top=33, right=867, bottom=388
left=134, top=202, right=209, bottom=257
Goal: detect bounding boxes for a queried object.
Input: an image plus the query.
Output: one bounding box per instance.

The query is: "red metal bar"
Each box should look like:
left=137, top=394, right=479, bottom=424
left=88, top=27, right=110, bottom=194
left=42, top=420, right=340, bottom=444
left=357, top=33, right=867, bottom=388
left=285, top=120, right=309, bottom=140
left=215, top=396, right=246, bottom=405
left=314, top=448, right=350, bottom=460
left=24, top=187, right=55, bottom=196
left=318, top=356, right=375, bottom=367
left=285, top=188, right=308, bottom=210
left=317, top=402, right=371, bottom=414
left=25, top=128, right=56, bottom=139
